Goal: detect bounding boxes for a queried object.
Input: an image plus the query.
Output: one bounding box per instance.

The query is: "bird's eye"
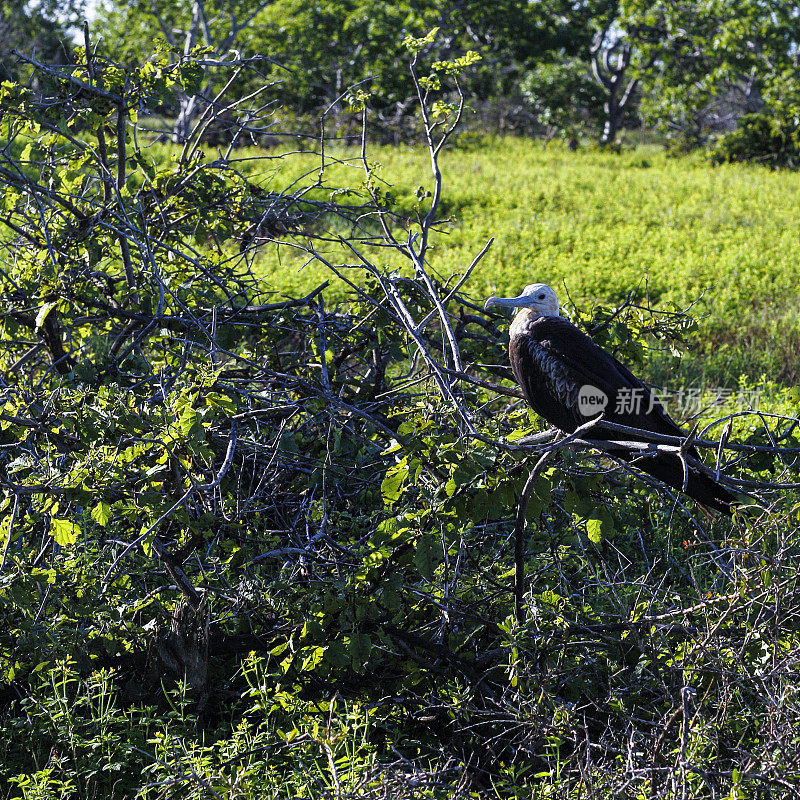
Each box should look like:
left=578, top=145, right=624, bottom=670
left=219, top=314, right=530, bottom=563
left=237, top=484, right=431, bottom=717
left=537, top=294, right=545, bottom=300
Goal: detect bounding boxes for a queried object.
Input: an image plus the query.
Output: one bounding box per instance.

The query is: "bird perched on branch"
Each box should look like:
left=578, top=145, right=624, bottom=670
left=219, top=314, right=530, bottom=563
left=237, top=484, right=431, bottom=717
left=485, top=283, right=735, bottom=515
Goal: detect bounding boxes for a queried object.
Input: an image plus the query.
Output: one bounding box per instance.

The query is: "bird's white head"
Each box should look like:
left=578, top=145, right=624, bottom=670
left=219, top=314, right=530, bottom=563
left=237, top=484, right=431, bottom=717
left=484, top=283, right=560, bottom=317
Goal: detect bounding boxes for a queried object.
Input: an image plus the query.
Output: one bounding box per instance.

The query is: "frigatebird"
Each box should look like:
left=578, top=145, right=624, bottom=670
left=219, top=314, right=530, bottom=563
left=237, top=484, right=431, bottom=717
left=485, top=283, right=735, bottom=514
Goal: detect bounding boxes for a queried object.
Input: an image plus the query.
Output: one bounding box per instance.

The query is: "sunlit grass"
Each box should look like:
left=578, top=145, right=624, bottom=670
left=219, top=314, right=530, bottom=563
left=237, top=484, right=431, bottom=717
left=230, top=137, right=800, bottom=385
left=45, top=134, right=798, bottom=385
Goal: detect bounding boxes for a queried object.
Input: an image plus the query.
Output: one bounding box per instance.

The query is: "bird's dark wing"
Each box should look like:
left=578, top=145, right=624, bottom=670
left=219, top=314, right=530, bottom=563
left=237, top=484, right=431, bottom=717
left=509, top=315, right=735, bottom=514
left=509, top=316, right=685, bottom=440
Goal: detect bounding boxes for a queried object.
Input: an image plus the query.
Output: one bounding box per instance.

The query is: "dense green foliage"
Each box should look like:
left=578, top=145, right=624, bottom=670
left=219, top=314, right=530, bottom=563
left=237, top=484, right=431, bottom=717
left=87, top=0, right=800, bottom=156
left=0, top=0, right=79, bottom=82
left=9, top=0, right=800, bottom=157
left=711, top=113, right=800, bottom=170
left=519, top=59, right=604, bottom=140
left=94, top=0, right=604, bottom=112
left=2, top=30, right=800, bottom=800
left=630, top=0, right=800, bottom=142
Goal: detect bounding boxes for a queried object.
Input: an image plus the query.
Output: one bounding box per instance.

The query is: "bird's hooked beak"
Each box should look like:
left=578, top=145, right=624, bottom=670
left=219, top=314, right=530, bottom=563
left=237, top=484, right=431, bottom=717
left=485, top=284, right=561, bottom=317
left=484, top=294, right=530, bottom=311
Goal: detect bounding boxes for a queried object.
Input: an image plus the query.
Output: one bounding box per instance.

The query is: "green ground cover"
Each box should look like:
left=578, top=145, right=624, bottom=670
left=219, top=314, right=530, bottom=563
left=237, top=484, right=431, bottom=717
left=245, top=137, right=800, bottom=384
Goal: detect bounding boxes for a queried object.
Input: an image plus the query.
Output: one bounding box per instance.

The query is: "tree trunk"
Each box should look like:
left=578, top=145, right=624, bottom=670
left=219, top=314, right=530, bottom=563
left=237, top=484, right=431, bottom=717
left=591, top=34, right=635, bottom=148
left=173, top=92, right=200, bottom=144
left=601, top=83, right=621, bottom=145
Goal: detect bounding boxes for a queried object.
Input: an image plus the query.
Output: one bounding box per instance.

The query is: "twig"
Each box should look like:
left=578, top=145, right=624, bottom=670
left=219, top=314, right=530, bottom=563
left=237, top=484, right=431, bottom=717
left=514, top=448, right=558, bottom=623
left=0, top=493, right=20, bottom=572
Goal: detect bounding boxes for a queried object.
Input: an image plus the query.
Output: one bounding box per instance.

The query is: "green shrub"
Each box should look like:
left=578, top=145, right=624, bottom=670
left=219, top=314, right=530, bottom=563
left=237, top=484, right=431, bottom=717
left=711, top=112, right=800, bottom=168
left=519, top=58, right=604, bottom=140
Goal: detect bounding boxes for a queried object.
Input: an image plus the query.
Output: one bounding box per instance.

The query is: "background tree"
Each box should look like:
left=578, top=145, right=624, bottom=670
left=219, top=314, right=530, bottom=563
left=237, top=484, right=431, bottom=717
left=95, top=0, right=276, bottom=141
left=0, top=0, right=81, bottom=83
left=585, top=0, right=672, bottom=146
left=630, top=0, right=800, bottom=146
left=88, top=0, right=800, bottom=156
left=589, top=23, right=641, bottom=145
left=94, top=0, right=609, bottom=134
left=519, top=57, right=605, bottom=141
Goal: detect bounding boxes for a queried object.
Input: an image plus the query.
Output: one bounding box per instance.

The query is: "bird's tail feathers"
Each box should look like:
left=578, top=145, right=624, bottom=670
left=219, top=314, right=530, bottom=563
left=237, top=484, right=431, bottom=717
left=630, top=455, right=736, bottom=516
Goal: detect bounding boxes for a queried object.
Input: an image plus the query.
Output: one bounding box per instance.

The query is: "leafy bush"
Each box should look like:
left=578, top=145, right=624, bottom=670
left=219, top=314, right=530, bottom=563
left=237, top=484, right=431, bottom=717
left=519, top=58, right=604, bottom=140
left=711, top=113, right=800, bottom=169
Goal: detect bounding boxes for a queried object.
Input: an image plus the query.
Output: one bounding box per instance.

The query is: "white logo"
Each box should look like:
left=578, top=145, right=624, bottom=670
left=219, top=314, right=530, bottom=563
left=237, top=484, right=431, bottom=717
left=577, top=384, right=608, bottom=416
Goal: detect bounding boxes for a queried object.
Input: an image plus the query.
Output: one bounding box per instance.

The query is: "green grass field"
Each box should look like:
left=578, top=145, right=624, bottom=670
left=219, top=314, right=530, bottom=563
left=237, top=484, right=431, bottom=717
left=249, top=137, right=800, bottom=385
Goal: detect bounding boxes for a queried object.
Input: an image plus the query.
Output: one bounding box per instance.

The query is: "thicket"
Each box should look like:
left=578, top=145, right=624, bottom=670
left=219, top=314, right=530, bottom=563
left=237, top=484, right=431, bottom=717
left=2, top=32, right=800, bottom=800
left=711, top=72, right=800, bottom=169
left=0, top=0, right=77, bottom=84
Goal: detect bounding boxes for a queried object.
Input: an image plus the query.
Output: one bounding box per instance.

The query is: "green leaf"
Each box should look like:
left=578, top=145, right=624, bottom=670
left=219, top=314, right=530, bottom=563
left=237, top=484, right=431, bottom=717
left=300, top=645, right=326, bottom=673
left=91, top=502, right=112, bottom=527
left=51, top=518, right=80, bottom=546
left=381, top=458, right=409, bottom=504
left=505, top=427, right=536, bottom=442
left=586, top=517, right=603, bottom=544
left=140, top=524, right=156, bottom=556
left=414, top=534, right=438, bottom=580
left=30, top=567, right=56, bottom=584
left=35, top=300, right=59, bottom=330
left=348, top=632, right=372, bottom=669
left=586, top=510, right=614, bottom=544
left=403, top=27, right=439, bottom=54
left=177, top=404, right=198, bottom=438
left=206, top=392, right=237, bottom=414
left=565, top=489, right=592, bottom=519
